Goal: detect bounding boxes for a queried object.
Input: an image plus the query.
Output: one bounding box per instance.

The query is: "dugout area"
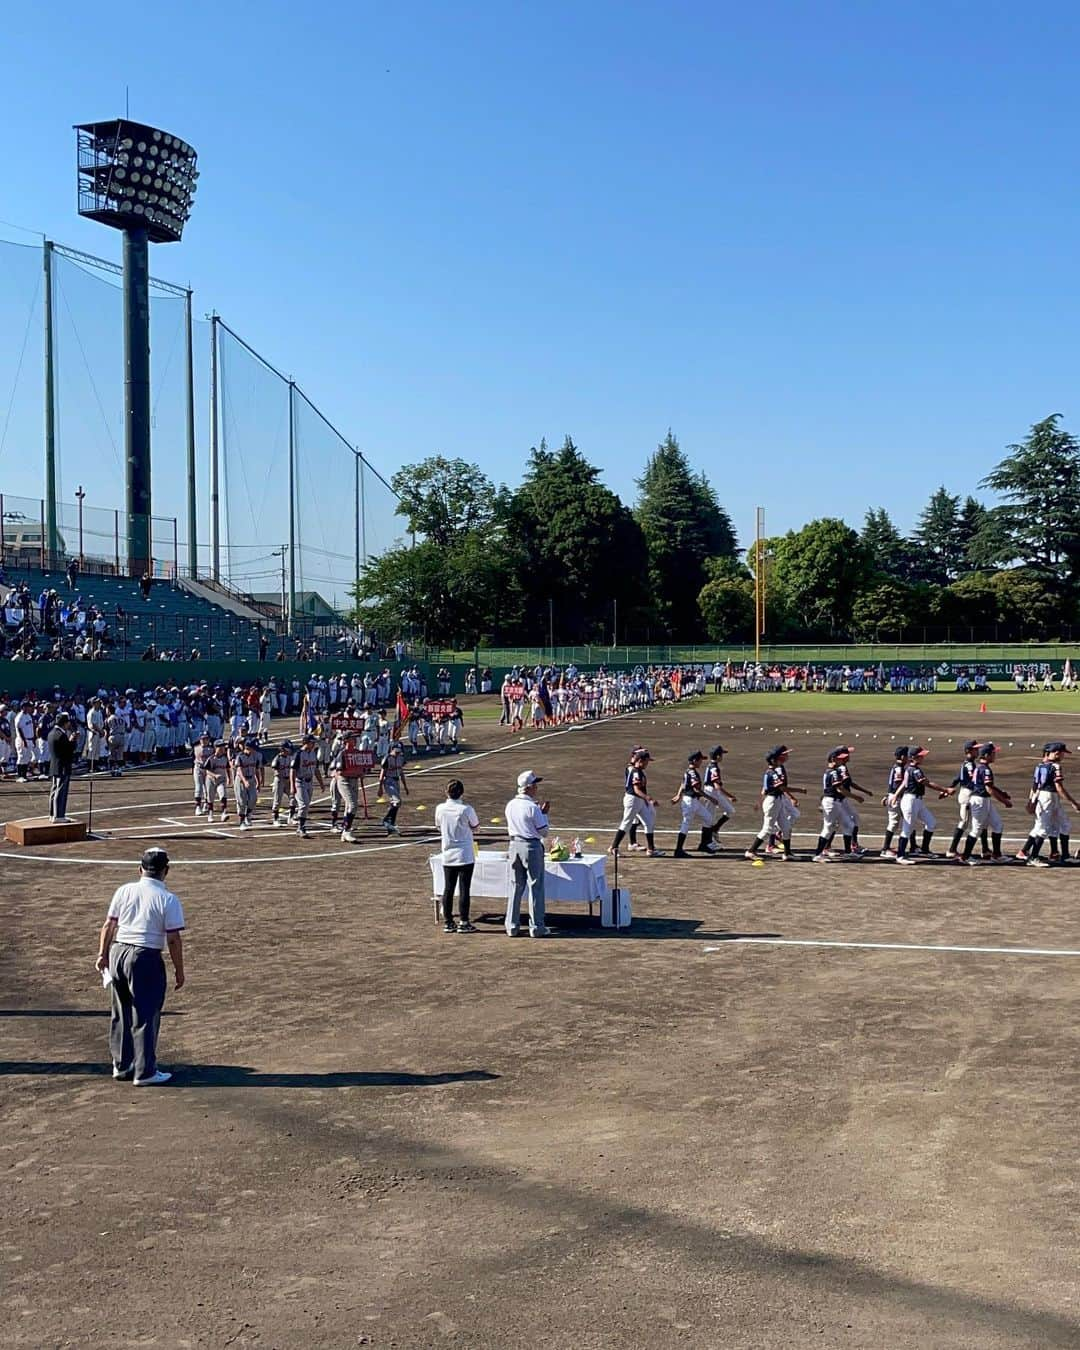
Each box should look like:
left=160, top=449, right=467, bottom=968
left=2, top=700, right=1078, bottom=1348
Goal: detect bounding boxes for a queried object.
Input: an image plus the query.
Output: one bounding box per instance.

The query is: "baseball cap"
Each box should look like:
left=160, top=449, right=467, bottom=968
left=767, top=745, right=789, bottom=759
left=517, top=770, right=543, bottom=788
left=710, top=745, right=727, bottom=757
left=979, top=742, right=997, bottom=755
left=911, top=746, right=928, bottom=758
left=894, top=746, right=909, bottom=760
left=688, top=750, right=705, bottom=763
left=281, top=739, right=293, bottom=750
left=1045, top=741, right=1071, bottom=754
left=140, top=847, right=169, bottom=874
left=963, top=739, right=979, bottom=751
left=636, top=748, right=653, bottom=760
left=828, top=746, right=852, bottom=760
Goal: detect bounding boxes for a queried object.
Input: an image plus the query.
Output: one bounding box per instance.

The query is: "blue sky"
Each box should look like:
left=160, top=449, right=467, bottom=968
left=3, top=0, right=1080, bottom=556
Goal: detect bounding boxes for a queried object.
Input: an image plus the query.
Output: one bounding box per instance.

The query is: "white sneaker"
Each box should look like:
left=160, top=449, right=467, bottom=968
left=272, top=818, right=284, bottom=828
left=112, top=1064, right=133, bottom=1080
left=896, top=855, right=918, bottom=865
left=239, top=820, right=252, bottom=831
left=133, top=1070, right=172, bottom=1086
left=341, top=829, right=356, bottom=843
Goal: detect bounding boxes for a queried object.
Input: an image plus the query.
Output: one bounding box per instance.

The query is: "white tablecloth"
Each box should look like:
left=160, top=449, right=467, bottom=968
left=428, top=850, right=607, bottom=906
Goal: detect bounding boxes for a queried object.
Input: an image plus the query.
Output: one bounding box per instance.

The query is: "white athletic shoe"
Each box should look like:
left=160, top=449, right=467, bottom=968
left=133, top=1070, right=172, bottom=1086
left=341, top=829, right=356, bottom=843
left=272, top=818, right=284, bottom=828
left=239, top=820, right=252, bottom=831
left=896, top=855, right=918, bottom=865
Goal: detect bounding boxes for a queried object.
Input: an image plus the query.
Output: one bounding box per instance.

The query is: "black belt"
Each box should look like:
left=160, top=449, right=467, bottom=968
left=510, top=835, right=541, bottom=842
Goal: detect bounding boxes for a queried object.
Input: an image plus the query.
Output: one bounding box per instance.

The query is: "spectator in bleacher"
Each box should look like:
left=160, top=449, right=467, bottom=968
left=66, top=558, right=79, bottom=590
left=258, top=632, right=269, bottom=662
left=140, top=573, right=152, bottom=602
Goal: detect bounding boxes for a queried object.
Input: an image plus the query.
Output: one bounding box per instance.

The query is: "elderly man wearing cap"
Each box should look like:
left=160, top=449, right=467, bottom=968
left=1017, top=742, right=1079, bottom=866
left=95, top=847, right=185, bottom=1086
left=504, top=770, right=551, bottom=936
left=609, top=749, right=663, bottom=857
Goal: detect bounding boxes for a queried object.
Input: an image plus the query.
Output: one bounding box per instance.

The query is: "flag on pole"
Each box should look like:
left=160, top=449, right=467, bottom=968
left=393, top=688, right=409, bottom=738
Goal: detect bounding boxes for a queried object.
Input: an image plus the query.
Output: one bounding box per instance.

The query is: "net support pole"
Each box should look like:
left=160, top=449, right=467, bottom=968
left=288, top=379, right=296, bottom=636
left=42, top=239, right=59, bottom=566
left=353, top=449, right=361, bottom=605
left=209, top=313, right=220, bottom=581
left=754, top=505, right=765, bottom=665
left=359, top=453, right=368, bottom=565
left=184, top=289, right=197, bottom=577
left=122, top=227, right=152, bottom=577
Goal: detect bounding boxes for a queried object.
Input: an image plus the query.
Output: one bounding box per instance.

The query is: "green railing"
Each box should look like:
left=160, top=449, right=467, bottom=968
left=424, top=642, right=1080, bottom=667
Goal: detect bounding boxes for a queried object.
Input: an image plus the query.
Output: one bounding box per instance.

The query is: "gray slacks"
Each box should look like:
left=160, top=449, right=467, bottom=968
left=49, top=771, right=71, bottom=821
left=506, top=838, right=546, bottom=935
left=109, top=943, right=167, bottom=1080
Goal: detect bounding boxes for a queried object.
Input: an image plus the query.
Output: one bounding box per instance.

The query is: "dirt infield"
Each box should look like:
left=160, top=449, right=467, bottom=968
left=2, top=699, right=1079, bottom=1348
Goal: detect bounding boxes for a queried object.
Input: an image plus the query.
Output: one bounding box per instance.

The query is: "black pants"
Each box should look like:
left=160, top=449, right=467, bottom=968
left=442, top=863, right=474, bottom=924
left=109, top=943, right=167, bottom=1079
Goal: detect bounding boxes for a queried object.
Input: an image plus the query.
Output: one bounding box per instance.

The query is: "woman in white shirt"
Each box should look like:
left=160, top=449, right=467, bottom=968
left=434, top=779, right=479, bottom=934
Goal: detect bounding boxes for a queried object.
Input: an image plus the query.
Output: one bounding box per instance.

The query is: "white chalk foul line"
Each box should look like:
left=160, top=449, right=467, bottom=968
left=705, top=937, right=1080, bottom=958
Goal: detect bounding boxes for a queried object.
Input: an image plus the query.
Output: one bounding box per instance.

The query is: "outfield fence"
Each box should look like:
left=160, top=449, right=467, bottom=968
left=424, top=643, right=1080, bottom=668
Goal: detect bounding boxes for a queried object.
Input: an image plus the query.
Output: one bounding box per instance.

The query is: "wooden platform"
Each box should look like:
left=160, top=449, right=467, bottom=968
left=4, top=817, right=88, bottom=846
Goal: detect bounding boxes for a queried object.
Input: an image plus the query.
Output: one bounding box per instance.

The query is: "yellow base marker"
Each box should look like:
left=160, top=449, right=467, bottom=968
left=751, top=859, right=766, bottom=868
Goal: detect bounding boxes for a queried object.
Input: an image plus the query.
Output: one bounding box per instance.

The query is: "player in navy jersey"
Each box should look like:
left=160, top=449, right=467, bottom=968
left=812, top=747, right=867, bottom=860
left=889, top=746, right=954, bottom=863
left=957, top=743, right=1012, bottom=864
left=946, top=740, right=991, bottom=859
left=702, top=745, right=736, bottom=850
left=610, top=749, right=664, bottom=857
left=672, top=751, right=715, bottom=857
left=745, top=746, right=806, bottom=860
left=1016, top=741, right=1080, bottom=865
left=880, top=748, right=909, bottom=856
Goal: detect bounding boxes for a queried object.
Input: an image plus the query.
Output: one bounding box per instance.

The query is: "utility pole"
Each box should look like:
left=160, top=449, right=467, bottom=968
left=754, top=506, right=766, bottom=665
left=271, top=544, right=286, bottom=623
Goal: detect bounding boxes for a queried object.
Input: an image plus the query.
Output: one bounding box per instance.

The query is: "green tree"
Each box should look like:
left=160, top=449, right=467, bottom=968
left=697, top=576, right=754, bottom=641
left=964, top=505, right=1014, bottom=572
left=860, top=508, right=913, bottom=581
left=980, top=415, right=1080, bottom=584
left=910, top=487, right=965, bottom=584
left=850, top=581, right=923, bottom=641
left=634, top=431, right=737, bottom=639
left=510, top=436, right=651, bottom=643
left=390, top=455, right=503, bottom=547
left=770, top=518, right=870, bottom=637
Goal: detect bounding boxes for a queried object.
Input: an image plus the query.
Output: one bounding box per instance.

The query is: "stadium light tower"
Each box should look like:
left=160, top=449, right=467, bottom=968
left=75, top=118, right=199, bottom=575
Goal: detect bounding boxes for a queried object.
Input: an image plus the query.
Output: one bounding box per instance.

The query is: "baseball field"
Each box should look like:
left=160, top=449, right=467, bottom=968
left=2, top=694, right=1078, bottom=1348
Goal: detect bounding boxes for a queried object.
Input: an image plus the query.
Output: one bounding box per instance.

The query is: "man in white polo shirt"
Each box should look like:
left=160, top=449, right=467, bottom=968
left=95, top=848, right=185, bottom=1086
left=504, top=769, right=551, bottom=938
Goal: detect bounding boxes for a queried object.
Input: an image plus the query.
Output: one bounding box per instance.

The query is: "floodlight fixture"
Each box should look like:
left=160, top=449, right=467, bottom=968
left=76, top=118, right=197, bottom=243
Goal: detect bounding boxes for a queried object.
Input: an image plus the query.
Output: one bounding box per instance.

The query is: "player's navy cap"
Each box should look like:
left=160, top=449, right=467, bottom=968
left=710, top=745, right=726, bottom=757
left=1045, top=741, right=1071, bottom=753
left=828, top=746, right=852, bottom=759
left=302, top=731, right=316, bottom=741
left=140, top=847, right=169, bottom=874
left=199, top=730, right=211, bottom=738
left=979, top=742, right=998, bottom=755
left=894, top=746, right=909, bottom=759
left=214, top=738, right=226, bottom=747
left=963, top=739, right=979, bottom=751
left=281, top=739, right=293, bottom=749
left=688, top=750, right=705, bottom=762
left=767, top=745, right=788, bottom=759
left=911, top=745, right=928, bottom=757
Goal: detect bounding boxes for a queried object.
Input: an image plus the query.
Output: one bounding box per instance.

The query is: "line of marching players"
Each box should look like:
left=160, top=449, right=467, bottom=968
left=610, top=740, right=1080, bottom=865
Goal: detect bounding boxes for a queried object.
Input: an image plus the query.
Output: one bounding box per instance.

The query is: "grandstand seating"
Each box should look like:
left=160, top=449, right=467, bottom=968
left=1, top=567, right=271, bottom=662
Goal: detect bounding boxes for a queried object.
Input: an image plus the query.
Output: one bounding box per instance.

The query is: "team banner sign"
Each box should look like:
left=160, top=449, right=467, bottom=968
left=329, top=714, right=367, bottom=734
left=503, top=684, right=526, bottom=701
left=423, top=699, right=458, bottom=718
left=340, top=748, right=377, bottom=778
